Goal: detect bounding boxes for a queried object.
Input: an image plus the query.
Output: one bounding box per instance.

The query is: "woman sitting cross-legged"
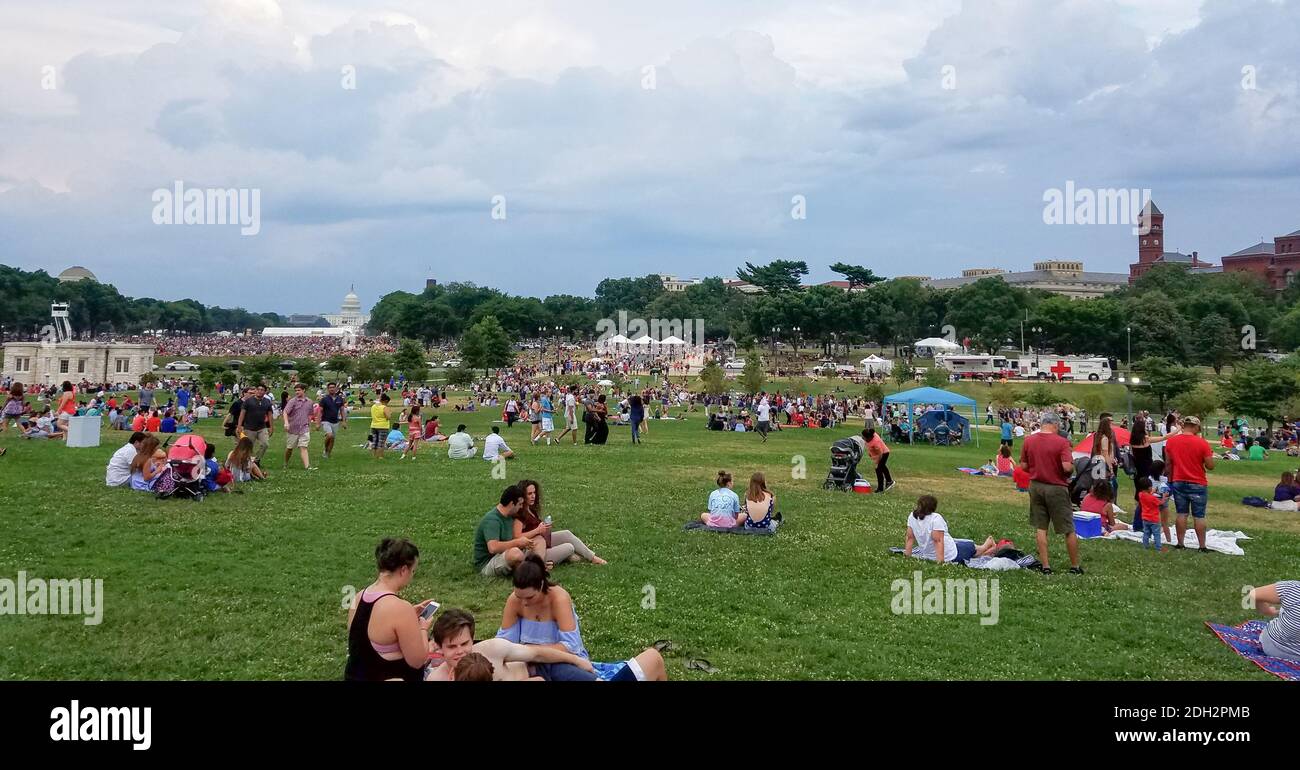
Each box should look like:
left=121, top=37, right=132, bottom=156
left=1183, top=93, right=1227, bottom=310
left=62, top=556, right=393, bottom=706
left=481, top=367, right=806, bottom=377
left=128, top=436, right=168, bottom=492
left=700, top=470, right=745, bottom=528
left=513, top=479, right=607, bottom=567
left=497, top=554, right=667, bottom=681
left=902, top=495, right=1000, bottom=565
left=742, top=472, right=782, bottom=531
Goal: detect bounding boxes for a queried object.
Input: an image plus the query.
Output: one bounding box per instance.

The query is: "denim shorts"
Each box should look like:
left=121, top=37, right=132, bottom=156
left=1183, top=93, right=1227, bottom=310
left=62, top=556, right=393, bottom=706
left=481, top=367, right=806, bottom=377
left=1170, top=481, right=1208, bottom=519
left=954, top=539, right=977, bottom=564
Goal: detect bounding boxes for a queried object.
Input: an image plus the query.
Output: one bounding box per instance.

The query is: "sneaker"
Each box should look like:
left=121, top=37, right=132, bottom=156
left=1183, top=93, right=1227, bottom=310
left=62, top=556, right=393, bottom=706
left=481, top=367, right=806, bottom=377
left=884, top=481, right=897, bottom=492
left=1198, top=547, right=1209, bottom=553
left=1068, top=566, right=1085, bottom=575
left=1039, top=566, right=1053, bottom=575
left=1174, top=544, right=1185, bottom=550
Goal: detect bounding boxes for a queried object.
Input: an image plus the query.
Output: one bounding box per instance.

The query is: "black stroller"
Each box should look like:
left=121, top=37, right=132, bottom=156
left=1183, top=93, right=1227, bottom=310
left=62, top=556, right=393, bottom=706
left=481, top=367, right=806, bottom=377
left=823, top=437, right=863, bottom=491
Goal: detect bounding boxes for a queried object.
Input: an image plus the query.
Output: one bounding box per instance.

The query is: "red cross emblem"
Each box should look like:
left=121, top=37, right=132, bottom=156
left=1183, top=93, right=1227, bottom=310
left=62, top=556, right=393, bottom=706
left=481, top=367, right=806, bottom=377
left=1050, top=360, right=1072, bottom=378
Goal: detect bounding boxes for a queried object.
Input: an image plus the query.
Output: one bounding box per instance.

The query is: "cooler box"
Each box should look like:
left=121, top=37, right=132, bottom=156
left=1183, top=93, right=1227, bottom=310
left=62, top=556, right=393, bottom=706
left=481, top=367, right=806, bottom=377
left=1073, top=511, right=1103, bottom=539
left=853, top=479, right=873, bottom=495
left=65, top=415, right=102, bottom=448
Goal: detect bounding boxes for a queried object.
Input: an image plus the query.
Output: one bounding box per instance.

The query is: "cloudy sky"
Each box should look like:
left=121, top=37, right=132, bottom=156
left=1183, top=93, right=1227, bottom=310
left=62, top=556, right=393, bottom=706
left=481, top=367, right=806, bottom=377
left=1, top=0, right=1297, bottom=315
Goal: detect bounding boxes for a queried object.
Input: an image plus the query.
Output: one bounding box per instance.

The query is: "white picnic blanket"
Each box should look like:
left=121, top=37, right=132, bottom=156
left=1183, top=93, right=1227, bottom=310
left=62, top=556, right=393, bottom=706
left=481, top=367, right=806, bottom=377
left=1102, top=528, right=1251, bottom=556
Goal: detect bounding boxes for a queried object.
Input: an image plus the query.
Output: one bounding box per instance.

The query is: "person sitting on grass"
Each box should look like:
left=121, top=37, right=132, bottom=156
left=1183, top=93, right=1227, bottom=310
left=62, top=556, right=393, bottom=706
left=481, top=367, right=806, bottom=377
left=996, top=445, right=1015, bottom=477
left=474, top=485, right=531, bottom=577
left=514, top=479, right=606, bottom=566
left=128, top=436, right=167, bottom=492
left=1245, top=582, right=1300, bottom=663
left=743, top=472, right=782, bottom=531
left=343, top=538, right=434, bottom=682
left=106, top=431, right=150, bottom=487
left=226, top=436, right=267, bottom=483
left=902, top=495, right=1000, bottom=565
left=1273, top=471, right=1300, bottom=512
left=700, top=470, right=746, bottom=528
left=1247, top=437, right=1268, bottom=461
left=1080, top=480, right=1130, bottom=534
left=23, top=408, right=65, bottom=440
left=447, top=424, right=477, bottom=459
left=422, top=414, right=446, bottom=442
left=496, top=554, right=668, bottom=681
left=204, top=443, right=233, bottom=494
left=159, top=410, right=177, bottom=434
left=426, top=607, right=595, bottom=681
left=483, top=426, right=514, bottom=462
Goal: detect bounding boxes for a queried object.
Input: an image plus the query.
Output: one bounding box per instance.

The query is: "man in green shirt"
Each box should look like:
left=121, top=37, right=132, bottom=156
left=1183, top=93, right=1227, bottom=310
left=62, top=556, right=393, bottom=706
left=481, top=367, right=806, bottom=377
left=474, top=485, right=531, bottom=576
left=1248, top=441, right=1267, bottom=461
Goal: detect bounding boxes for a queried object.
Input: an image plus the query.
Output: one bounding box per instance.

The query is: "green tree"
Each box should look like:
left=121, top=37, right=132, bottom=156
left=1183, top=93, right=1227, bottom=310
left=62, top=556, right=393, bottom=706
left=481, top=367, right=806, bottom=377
left=892, top=361, right=915, bottom=386
left=944, top=277, right=1029, bottom=353
left=197, top=368, right=218, bottom=392
left=324, top=354, right=355, bottom=379
left=740, top=348, right=765, bottom=394
left=1133, top=356, right=1200, bottom=412
left=1025, top=384, right=1058, bottom=408
left=923, top=365, right=951, bottom=388
left=1220, top=359, right=1300, bottom=430
left=460, top=315, right=515, bottom=375
left=393, top=339, right=429, bottom=382
left=444, top=366, right=474, bottom=387
left=698, top=360, right=726, bottom=396
left=242, top=356, right=280, bottom=388
left=1193, top=313, right=1242, bottom=374
left=735, top=260, right=808, bottom=294
left=830, top=262, right=884, bottom=291
left=354, top=352, right=395, bottom=383
left=1172, top=384, right=1220, bottom=422
left=218, top=370, right=238, bottom=391
left=862, top=383, right=886, bottom=405
left=1269, top=305, right=1300, bottom=353
left=294, top=358, right=322, bottom=388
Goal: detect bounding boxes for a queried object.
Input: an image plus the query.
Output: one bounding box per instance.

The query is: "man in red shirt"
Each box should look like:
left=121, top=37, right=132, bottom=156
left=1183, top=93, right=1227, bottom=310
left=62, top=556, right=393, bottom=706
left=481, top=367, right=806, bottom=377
left=1164, top=415, right=1215, bottom=552
left=1018, top=412, right=1083, bottom=574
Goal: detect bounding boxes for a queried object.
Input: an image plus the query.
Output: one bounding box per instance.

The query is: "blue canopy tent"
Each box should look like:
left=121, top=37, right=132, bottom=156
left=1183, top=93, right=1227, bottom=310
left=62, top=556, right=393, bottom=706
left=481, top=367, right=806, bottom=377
left=882, top=386, right=979, bottom=447
left=915, top=409, right=971, bottom=443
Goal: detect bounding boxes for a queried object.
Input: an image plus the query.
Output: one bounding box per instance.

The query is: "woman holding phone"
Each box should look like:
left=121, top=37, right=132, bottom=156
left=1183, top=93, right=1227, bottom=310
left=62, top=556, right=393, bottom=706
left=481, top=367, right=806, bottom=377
left=344, top=538, right=435, bottom=682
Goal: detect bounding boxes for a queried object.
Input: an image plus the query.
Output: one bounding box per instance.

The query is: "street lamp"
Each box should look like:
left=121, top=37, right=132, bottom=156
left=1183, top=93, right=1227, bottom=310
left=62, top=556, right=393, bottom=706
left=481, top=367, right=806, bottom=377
left=1119, top=375, right=1141, bottom=426
left=1126, top=326, right=1132, bottom=374
left=770, top=326, right=781, bottom=355
left=1031, top=326, right=1043, bottom=368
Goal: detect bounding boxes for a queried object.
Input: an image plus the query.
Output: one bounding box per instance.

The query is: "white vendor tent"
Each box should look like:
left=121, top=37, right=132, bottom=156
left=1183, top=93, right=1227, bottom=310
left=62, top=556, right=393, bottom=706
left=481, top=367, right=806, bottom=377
left=913, top=337, right=961, bottom=356
left=859, top=354, right=893, bottom=374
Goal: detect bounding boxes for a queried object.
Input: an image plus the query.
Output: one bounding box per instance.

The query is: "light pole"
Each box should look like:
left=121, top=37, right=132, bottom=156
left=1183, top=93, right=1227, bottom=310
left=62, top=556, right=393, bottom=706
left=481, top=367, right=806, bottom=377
left=1126, top=326, right=1132, bottom=375
left=770, top=326, right=781, bottom=356
left=1031, top=326, right=1043, bottom=369
left=1119, top=375, right=1140, bottom=426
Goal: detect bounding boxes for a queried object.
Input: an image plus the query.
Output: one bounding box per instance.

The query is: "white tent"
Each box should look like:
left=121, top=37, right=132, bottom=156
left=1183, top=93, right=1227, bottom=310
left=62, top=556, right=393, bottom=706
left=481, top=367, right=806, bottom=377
left=630, top=335, right=654, bottom=347
left=659, top=336, right=688, bottom=346
left=599, top=334, right=630, bottom=353
left=859, top=354, right=894, bottom=374
left=913, top=337, right=961, bottom=355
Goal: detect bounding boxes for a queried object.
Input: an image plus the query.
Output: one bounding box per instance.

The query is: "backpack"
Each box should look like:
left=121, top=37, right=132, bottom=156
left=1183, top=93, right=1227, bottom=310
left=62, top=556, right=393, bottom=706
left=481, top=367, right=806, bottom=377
left=1241, top=496, right=1269, bottom=508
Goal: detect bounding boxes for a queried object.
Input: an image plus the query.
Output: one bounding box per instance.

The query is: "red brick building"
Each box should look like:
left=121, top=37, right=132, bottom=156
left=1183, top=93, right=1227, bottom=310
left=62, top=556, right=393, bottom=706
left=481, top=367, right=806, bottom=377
left=1220, top=229, right=1300, bottom=289
left=1128, top=200, right=1214, bottom=283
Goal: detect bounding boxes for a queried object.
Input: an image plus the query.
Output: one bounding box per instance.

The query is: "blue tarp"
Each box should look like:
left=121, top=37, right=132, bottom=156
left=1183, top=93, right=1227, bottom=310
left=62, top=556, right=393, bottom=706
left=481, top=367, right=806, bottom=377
left=915, top=409, right=971, bottom=442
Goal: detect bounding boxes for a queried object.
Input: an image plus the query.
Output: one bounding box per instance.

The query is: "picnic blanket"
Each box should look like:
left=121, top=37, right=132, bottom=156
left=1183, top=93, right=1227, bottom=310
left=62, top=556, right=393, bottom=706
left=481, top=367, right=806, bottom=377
left=1102, top=528, right=1251, bottom=556
left=683, top=520, right=777, bottom=536
left=957, top=467, right=1005, bottom=477
left=1205, top=620, right=1300, bottom=681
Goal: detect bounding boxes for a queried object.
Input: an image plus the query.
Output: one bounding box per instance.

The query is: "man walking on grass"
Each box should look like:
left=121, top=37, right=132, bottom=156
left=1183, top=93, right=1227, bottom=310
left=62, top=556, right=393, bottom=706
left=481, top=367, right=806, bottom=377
left=1165, top=415, right=1215, bottom=552
left=282, top=383, right=317, bottom=470
left=555, top=385, right=579, bottom=445
left=236, top=383, right=273, bottom=465
left=318, top=382, right=347, bottom=460
left=1019, top=412, right=1083, bottom=575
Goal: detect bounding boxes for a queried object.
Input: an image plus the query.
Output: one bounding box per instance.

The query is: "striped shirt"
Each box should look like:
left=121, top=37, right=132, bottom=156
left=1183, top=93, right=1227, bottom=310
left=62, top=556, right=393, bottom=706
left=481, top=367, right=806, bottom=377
left=1262, top=581, right=1300, bottom=659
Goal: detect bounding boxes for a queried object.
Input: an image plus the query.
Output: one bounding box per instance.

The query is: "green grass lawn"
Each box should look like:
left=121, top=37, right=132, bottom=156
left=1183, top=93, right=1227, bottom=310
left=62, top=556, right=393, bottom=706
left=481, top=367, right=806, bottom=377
left=2, top=405, right=1297, bottom=680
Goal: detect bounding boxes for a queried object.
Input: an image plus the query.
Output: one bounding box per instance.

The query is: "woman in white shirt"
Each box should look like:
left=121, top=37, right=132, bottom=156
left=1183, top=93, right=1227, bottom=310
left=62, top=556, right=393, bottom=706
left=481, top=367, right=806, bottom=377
left=903, top=495, right=999, bottom=565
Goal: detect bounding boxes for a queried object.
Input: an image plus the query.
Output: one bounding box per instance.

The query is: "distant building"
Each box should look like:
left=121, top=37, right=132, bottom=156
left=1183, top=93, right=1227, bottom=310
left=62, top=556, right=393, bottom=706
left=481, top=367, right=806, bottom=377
left=1, top=303, right=152, bottom=386
left=1219, top=228, right=1300, bottom=290
left=660, top=275, right=703, bottom=292
left=722, top=278, right=763, bottom=294
left=926, top=260, right=1127, bottom=299
left=57, top=266, right=98, bottom=283
left=321, top=285, right=370, bottom=328
left=287, top=314, right=328, bottom=327
left=1128, top=201, right=1218, bottom=283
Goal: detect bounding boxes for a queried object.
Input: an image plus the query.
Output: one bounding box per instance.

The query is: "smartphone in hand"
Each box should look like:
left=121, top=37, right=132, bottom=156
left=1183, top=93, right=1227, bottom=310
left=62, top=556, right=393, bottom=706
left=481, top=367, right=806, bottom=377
left=419, top=601, right=441, bottom=622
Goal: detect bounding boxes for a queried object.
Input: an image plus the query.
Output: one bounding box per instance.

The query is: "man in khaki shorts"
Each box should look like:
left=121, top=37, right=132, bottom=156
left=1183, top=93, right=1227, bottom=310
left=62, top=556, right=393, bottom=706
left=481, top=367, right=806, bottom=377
left=281, top=383, right=317, bottom=471
left=1018, top=411, right=1082, bottom=575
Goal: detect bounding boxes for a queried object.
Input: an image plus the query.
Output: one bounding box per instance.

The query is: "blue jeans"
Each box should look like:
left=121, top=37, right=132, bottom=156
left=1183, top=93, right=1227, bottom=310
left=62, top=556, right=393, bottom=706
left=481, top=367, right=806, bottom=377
left=1170, top=481, right=1208, bottom=519
left=1141, top=521, right=1162, bottom=549
left=630, top=411, right=643, bottom=442
left=530, top=662, right=598, bottom=681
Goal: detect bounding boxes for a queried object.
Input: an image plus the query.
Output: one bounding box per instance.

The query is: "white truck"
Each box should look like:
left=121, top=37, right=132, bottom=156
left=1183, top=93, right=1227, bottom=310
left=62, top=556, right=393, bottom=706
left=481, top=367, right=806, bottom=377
left=1013, top=356, right=1114, bottom=382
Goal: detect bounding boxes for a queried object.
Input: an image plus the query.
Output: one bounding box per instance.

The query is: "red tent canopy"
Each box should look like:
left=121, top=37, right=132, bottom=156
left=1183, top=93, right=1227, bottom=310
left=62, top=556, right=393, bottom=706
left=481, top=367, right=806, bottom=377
left=1073, top=427, right=1131, bottom=455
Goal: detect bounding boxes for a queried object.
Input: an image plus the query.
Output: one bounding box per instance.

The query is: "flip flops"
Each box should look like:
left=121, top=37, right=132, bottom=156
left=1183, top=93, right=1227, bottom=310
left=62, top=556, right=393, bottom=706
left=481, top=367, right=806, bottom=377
left=652, top=639, right=674, bottom=653
left=685, top=658, right=719, bottom=675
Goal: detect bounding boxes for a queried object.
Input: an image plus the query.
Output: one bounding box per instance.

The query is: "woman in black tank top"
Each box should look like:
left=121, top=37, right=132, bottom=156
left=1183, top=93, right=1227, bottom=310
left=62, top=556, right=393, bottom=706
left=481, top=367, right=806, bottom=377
left=344, top=538, right=431, bottom=682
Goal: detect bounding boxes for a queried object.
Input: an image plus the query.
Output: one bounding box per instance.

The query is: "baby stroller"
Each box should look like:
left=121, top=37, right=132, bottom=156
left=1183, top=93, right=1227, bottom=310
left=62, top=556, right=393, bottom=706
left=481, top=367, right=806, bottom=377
left=156, top=434, right=209, bottom=501
left=823, top=437, right=863, bottom=491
